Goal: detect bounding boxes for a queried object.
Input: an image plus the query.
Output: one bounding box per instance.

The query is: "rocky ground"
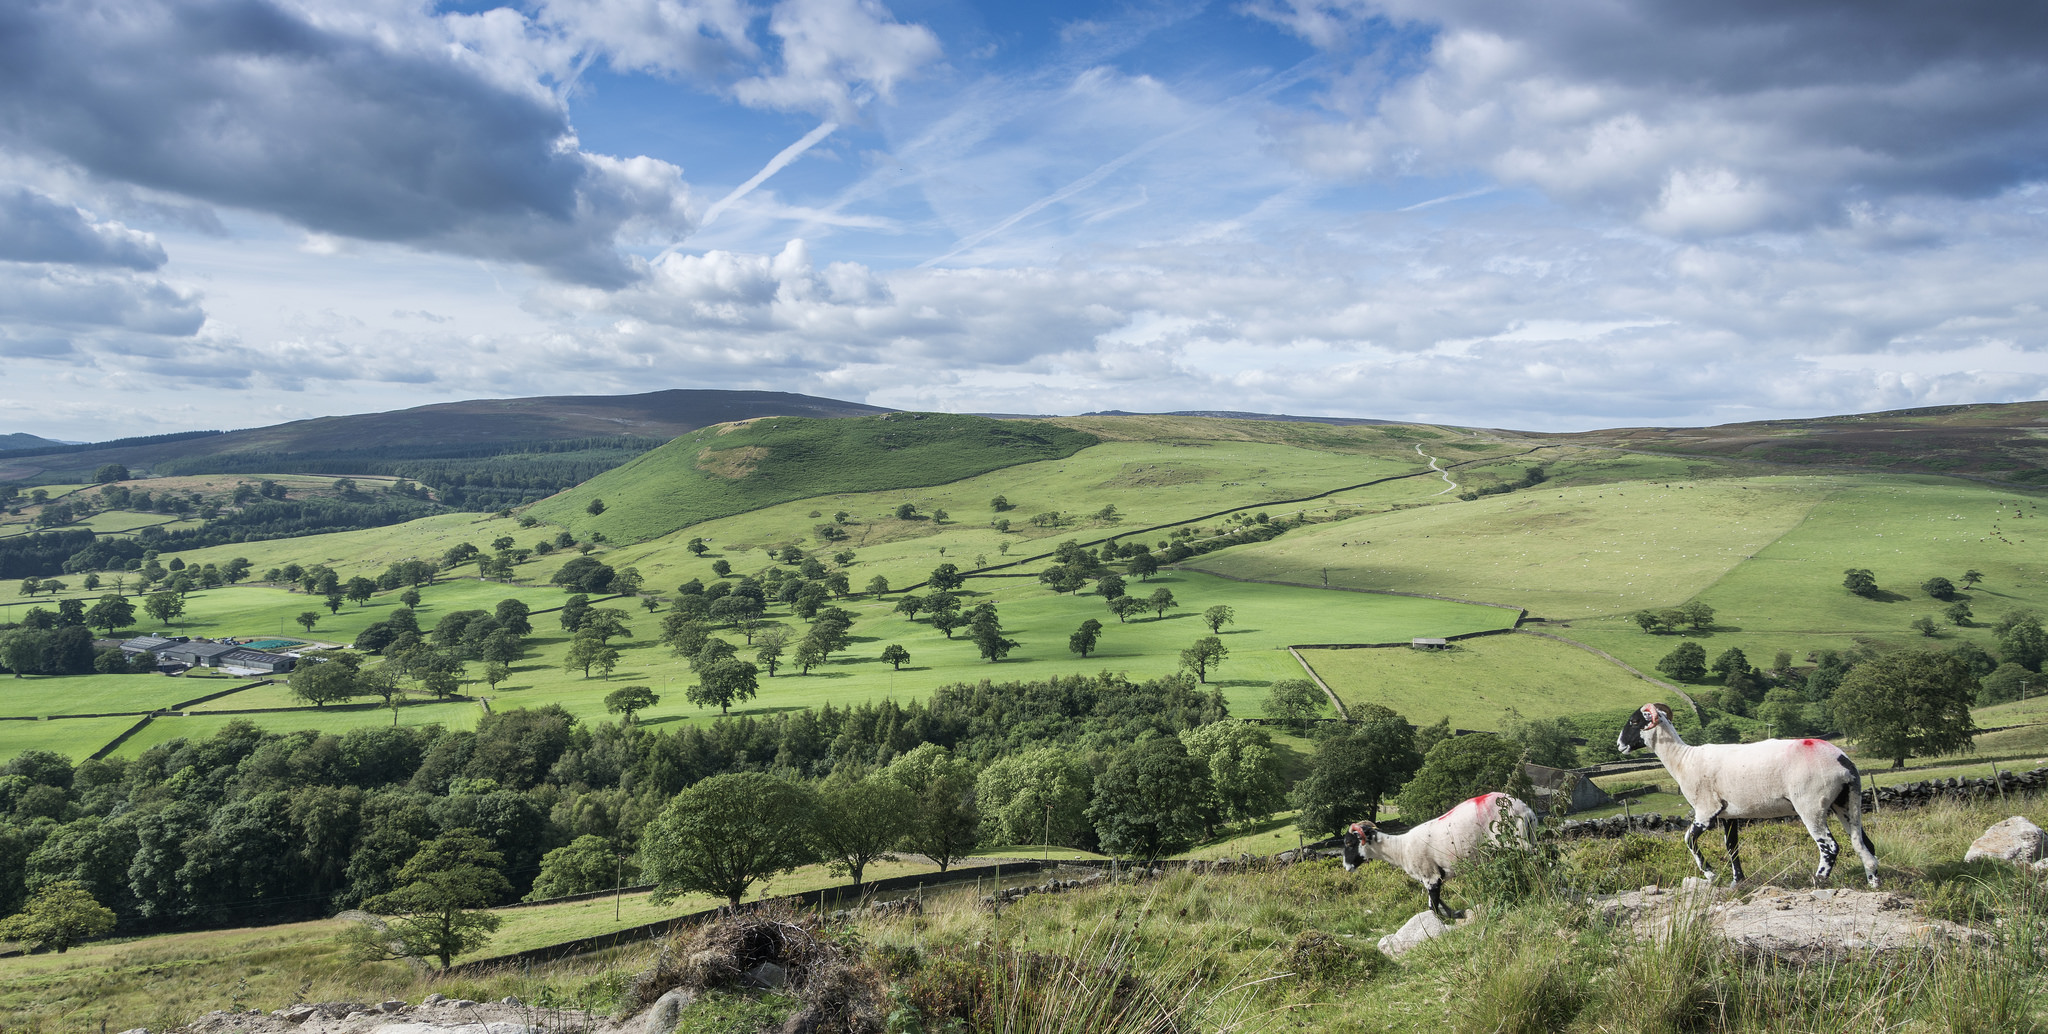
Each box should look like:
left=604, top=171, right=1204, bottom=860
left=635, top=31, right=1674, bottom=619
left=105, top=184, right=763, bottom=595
left=157, top=994, right=629, bottom=1034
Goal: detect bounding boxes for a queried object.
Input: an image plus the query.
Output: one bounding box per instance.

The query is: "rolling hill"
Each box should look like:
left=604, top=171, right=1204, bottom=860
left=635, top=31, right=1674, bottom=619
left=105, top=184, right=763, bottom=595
left=0, top=389, right=892, bottom=483
left=1529, top=399, right=2048, bottom=486
left=525, top=411, right=1101, bottom=543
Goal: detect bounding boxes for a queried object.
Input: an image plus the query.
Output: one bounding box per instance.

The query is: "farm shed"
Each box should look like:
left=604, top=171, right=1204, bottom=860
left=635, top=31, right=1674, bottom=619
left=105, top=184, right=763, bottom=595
left=1410, top=637, right=1450, bottom=650
left=119, top=634, right=185, bottom=656
left=1524, top=763, right=1614, bottom=815
left=153, top=640, right=241, bottom=668
left=218, top=648, right=294, bottom=674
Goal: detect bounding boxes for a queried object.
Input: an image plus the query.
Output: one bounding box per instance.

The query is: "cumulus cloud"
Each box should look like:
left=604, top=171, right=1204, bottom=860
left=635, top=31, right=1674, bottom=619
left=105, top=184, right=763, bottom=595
left=1249, top=0, right=2048, bottom=235
left=0, top=265, right=203, bottom=336
left=0, top=0, right=693, bottom=286
left=0, top=187, right=166, bottom=269
left=732, top=0, right=943, bottom=118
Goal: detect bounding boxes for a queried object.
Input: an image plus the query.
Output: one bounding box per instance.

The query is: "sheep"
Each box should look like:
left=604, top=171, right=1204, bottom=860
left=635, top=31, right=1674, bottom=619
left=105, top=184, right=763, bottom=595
left=1618, top=702, right=1877, bottom=888
left=1341, top=791, right=1538, bottom=917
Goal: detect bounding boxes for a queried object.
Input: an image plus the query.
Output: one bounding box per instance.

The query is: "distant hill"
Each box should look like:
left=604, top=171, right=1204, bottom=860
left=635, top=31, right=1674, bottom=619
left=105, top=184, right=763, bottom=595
left=1525, top=400, right=2048, bottom=486
left=0, top=432, right=72, bottom=451
left=0, top=389, right=893, bottom=487
left=527, top=412, right=1100, bottom=543
left=1081, top=409, right=1398, bottom=425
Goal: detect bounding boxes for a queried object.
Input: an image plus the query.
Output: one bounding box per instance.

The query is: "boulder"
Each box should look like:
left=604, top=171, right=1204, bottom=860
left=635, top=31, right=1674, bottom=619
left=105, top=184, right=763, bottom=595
left=644, top=988, right=695, bottom=1034
left=744, top=961, right=789, bottom=989
left=1964, top=816, right=2047, bottom=865
left=277, top=1005, right=316, bottom=1024
left=1376, top=911, right=1449, bottom=957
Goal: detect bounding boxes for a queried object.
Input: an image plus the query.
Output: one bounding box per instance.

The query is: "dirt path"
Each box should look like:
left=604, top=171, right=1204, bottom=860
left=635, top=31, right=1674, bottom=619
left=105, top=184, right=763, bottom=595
left=1416, top=443, right=1458, bottom=495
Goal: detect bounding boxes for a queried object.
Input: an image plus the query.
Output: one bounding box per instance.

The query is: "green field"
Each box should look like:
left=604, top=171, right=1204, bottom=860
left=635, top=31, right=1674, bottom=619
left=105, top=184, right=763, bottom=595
left=527, top=413, right=1101, bottom=543
left=1190, top=474, right=1836, bottom=618
left=1299, top=631, right=1688, bottom=731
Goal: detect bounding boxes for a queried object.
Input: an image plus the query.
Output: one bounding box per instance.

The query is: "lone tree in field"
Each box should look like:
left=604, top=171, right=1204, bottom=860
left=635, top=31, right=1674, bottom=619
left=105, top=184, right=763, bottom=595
left=644, top=773, right=818, bottom=908
left=1961, top=569, right=1985, bottom=589
left=144, top=590, right=184, bottom=627
left=343, top=830, right=510, bottom=969
left=1068, top=618, right=1103, bottom=658
left=880, top=643, right=910, bottom=670
left=1180, top=636, right=1228, bottom=683
left=1146, top=587, right=1178, bottom=619
left=604, top=685, right=659, bottom=723
left=1843, top=568, right=1880, bottom=598
left=0, top=880, right=116, bottom=953
left=297, top=611, right=320, bottom=633
left=1831, top=651, right=1978, bottom=768
left=1203, top=604, right=1235, bottom=634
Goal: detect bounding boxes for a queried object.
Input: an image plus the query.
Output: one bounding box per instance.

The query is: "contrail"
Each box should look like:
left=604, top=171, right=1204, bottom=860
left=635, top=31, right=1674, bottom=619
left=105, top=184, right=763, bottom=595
left=1398, top=186, right=1496, bottom=212
left=700, top=121, right=841, bottom=228
left=921, top=56, right=1322, bottom=268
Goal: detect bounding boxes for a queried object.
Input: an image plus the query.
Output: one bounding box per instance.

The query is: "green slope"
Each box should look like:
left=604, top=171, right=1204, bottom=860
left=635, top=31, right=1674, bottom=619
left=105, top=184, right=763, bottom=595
left=526, top=413, right=1099, bottom=543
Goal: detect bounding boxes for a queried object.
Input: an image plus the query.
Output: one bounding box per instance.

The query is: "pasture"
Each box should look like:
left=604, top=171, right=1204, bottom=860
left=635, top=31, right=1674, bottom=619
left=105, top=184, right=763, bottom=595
left=1298, top=630, right=1687, bottom=732
left=1538, top=477, right=2048, bottom=687
left=1188, top=473, right=1834, bottom=618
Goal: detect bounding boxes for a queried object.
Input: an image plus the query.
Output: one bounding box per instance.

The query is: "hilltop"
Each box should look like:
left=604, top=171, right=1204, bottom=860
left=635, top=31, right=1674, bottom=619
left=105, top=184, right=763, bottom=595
left=0, top=433, right=71, bottom=452
left=1530, top=399, right=2048, bottom=487
left=0, top=389, right=891, bottom=484
left=527, top=411, right=1101, bottom=543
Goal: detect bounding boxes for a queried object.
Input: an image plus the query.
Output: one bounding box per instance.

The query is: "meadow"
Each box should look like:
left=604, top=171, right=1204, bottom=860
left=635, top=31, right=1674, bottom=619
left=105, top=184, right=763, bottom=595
left=1298, top=630, right=1687, bottom=732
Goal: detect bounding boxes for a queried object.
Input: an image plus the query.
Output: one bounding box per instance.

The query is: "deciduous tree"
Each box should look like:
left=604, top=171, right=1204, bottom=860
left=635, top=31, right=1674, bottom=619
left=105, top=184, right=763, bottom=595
left=1202, top=604, right=1235, bottom=634
left=643, top=773, right=818, bottom=908
left=1179, top=636, right=1228, bottom=683
left=342, top=830, right=509, bottom=969
left=1832, top=651, right=1979, bottom=768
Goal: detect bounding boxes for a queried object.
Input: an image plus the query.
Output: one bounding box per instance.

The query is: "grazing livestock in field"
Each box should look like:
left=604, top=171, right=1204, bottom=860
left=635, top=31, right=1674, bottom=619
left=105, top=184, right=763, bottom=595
left=1618, top=702, right=1878, bottom=888
left=1342, top=792, right=1538, bottom=917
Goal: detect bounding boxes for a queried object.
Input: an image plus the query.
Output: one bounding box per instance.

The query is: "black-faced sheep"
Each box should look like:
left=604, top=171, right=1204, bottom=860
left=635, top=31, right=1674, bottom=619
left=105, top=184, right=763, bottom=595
left=1618, top=702, right=1878, bottom=887
left=1342, top=791, right=1538, bottom=917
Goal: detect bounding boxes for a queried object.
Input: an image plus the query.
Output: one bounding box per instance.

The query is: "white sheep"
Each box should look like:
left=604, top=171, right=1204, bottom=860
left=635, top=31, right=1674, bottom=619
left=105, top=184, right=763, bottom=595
left=1342, top=791, right=1538, bottom=917
left=1618, top=702, right=1878, bottom=887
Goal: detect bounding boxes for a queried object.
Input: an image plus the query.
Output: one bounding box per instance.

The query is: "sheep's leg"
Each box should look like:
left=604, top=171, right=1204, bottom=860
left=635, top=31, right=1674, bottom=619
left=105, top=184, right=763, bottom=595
left=1425, top=868, right=1458, bottom=913
left=1834, top=786, right=1880, bottom=888
left=1801, top=810, right=1840, bottom=884
left=1684, top=806, right=1723, bottom=882
left=1722, top=819, right=1744, bottom=884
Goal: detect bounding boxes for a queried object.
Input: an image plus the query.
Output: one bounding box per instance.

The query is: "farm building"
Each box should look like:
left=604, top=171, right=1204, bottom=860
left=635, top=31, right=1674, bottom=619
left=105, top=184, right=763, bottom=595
left=118, top=634, right=186, bottom=656
left=152, top=641, right=241, bottom=667
left=1410, top=637, right=1451, bottom=650
left=218, top=648, right=295, bottom=674
left=1524, top=763, right=1614, bottom=815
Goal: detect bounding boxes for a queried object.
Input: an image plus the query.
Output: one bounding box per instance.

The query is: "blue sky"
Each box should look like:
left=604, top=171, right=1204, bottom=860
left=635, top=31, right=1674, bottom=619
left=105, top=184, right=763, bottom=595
left=3, top=0, right=2045, bottom=440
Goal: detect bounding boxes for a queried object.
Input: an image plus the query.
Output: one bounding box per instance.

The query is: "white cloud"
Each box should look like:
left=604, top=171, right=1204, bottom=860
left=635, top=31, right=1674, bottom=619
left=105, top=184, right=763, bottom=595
left=732, top=0, right=943, bottom=118
left=1252, top=0, right=2048, bottom=235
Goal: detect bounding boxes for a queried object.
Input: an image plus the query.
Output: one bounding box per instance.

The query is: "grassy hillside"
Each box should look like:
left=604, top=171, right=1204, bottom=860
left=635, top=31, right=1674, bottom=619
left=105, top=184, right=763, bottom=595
left=1301, top=631, right=1688, bottom=730
left=1529, top=398, right=2048, bottom=487
left=7, top=795, right=2044, bottom=1032
left=0, top=389, right=888, bottom=483
left=527, top=413, right=1102, bottom=543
